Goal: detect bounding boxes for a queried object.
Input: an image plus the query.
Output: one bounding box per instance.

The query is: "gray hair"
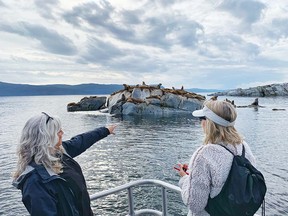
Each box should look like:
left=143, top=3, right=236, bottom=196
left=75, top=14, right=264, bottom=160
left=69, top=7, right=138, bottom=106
left=14, top=113, right=63, bottom=179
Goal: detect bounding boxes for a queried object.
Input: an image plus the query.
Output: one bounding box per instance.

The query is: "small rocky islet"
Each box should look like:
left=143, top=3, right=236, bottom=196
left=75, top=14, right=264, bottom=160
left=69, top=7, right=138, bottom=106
left=67, top=83, right=205, bottom=115
left=208, top=83, right=287, bottom=111
left=208, top=83, right=288, bottom=97
left=67, top=82, right=287, bottom=115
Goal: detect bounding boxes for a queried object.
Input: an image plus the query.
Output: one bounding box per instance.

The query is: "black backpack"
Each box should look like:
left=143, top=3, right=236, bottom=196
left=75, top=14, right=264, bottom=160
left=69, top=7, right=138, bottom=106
left=205, top=145, right=267, bottom=216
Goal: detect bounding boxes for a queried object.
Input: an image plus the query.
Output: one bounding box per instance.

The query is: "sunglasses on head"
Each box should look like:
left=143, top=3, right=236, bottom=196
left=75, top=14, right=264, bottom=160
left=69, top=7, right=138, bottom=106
left=42, top=112, right=54, bottom=124
left=199, top=116, right=206, bottom=121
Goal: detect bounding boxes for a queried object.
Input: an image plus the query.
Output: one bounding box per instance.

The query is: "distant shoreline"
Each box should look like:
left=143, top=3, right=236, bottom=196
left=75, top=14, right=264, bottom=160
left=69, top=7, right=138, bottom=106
left=0, top=81, right=222, bottom=96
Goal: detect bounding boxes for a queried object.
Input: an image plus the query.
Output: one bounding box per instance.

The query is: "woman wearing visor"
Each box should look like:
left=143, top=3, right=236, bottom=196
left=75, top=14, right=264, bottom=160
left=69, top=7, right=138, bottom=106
left=175, top=100, right=256, bottom=216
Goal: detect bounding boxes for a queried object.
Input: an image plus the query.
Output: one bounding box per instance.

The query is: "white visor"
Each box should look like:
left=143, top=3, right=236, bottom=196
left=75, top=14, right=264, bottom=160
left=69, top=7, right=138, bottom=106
left=192, top=106, right=235, bottom=127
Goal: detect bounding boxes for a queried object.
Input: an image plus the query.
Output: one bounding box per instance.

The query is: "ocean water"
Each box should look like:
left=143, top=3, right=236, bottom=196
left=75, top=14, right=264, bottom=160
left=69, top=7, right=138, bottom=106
left=0, top=95, right=287, bottom=216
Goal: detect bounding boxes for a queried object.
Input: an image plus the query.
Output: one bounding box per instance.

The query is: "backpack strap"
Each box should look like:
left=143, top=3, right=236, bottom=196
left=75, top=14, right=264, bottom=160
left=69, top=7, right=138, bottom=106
left=241, top=144, right=246, bottom=157
left=218, top=144, right=245, bottom=157
left=262, top=198, right=266, bottom=216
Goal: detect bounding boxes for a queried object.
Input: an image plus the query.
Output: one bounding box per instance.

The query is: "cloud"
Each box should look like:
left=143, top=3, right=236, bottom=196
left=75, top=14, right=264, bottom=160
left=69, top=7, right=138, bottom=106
left=219, top=0, right=266, bottom=30
left=272, top=18, right=288, bottom=37
left=148, top=0, right=177, bottom=7
left=120, top=9, right=142, bottom=25
left=198, top=34, right=260, bottom=62
left=0, top=0, right=5, bottom=7
left=78, top=37, right=166, bottom=74
left=79, top=37, right=124, bottom=63
left=34, top=0, right=59, bottom=19
left=142, top=16, right=204, bottom=49
left=62, top=1, right=204, bottom=49
left=0, top=22, right=77, bottom=55
left=108, top=51, right=166, bottom=74
left=196, top=68, right=285, bottom=89
left=252, top=56, right=288, bottom=68
left=62, top=1, right=114, bottom=27
left=62, top=1, right=139, bottom=44
left=237, top=80, right=285, bottom=89
left=265, top=18, right=288, bottom=40
left=0, top=0, right=287, bottom=89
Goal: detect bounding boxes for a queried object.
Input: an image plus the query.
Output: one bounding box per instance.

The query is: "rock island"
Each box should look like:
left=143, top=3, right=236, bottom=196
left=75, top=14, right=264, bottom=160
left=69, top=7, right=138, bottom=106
left=67, top=83, right=206, bottom=116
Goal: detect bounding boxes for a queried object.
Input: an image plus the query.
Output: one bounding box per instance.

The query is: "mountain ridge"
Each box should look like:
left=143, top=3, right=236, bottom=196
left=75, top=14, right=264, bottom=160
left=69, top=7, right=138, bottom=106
left=0, top=81, right=221, bottom=96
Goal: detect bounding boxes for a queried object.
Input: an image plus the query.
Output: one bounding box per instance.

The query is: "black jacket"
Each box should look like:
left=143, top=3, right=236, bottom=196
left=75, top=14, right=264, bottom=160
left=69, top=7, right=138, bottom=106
left=13, top=127, right=110, bottom=216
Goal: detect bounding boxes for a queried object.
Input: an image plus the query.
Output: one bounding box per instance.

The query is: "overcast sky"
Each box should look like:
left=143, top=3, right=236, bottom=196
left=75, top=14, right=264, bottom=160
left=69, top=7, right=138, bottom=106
left=0, top=0, right=287, bottom=90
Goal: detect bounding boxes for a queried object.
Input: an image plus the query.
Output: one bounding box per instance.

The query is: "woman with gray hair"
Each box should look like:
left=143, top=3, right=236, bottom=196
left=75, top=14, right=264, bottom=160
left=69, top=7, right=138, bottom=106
left=13, top=112, right=116, bottom=216
left=175, top=100, right=257, bottom=216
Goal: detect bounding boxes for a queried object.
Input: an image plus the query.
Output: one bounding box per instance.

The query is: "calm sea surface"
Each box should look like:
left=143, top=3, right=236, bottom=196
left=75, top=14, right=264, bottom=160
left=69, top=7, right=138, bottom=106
left=0, top=95, right=287, bottom=216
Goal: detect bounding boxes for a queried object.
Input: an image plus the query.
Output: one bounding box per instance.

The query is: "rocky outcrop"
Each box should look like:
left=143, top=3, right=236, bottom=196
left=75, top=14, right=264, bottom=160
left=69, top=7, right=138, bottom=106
left=67, top=96, right=106, bottom=112
left=209, top=83, right=288, bottom=97
left=67, top=83, right=206, bottom=116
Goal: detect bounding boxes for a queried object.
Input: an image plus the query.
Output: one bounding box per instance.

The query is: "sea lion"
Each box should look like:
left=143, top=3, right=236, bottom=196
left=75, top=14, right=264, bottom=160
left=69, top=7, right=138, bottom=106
left=146, top=83, right=163, bottom=89
left=123, top=84, right=130, bottom=90
left=210, top=96, right=218, bottom=101
left=251, top=98, right=259, bottom=106
left=272, top=108, right=286, bottom=111
left=146, top=95, right=161, bottom=100
left=126, top=97, right=145, bottom=104
left=225, top=98, right=231, bottom=103
left=224, top=98, right=236, bottom=107
left=116, top=94, right=126, bottom=104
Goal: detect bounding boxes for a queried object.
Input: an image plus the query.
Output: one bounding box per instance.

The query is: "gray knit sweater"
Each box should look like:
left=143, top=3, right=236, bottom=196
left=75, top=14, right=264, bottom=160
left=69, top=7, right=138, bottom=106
left=178, top=142, right=256, bottom=216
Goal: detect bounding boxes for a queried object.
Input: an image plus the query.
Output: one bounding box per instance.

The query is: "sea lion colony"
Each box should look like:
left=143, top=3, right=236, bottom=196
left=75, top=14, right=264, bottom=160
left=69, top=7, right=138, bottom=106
left=110, top=82, right=206, bottom=102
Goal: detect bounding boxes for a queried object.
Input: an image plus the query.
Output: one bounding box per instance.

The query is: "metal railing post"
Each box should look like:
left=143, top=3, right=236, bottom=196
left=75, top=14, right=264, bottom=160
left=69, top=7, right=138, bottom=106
left=128, top=187, right=135, bottom=216
left=90, top=179, right=182, bottom=216
left=162, top=186, right=167, bottom=216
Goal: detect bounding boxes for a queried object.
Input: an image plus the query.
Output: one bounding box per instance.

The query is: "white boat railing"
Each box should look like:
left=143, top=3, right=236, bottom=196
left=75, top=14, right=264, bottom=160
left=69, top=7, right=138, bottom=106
left=90, top=179, right=182, bottom=216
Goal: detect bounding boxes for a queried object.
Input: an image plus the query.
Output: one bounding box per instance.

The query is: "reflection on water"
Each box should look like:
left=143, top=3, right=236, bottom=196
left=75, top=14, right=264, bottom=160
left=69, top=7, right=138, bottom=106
left=0, top=95, right=287, bottom=215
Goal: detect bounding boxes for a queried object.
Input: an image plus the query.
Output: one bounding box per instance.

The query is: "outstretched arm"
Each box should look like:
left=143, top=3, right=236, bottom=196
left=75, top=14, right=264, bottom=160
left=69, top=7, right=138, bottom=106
left=62, top=125, right=116, bottom=158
